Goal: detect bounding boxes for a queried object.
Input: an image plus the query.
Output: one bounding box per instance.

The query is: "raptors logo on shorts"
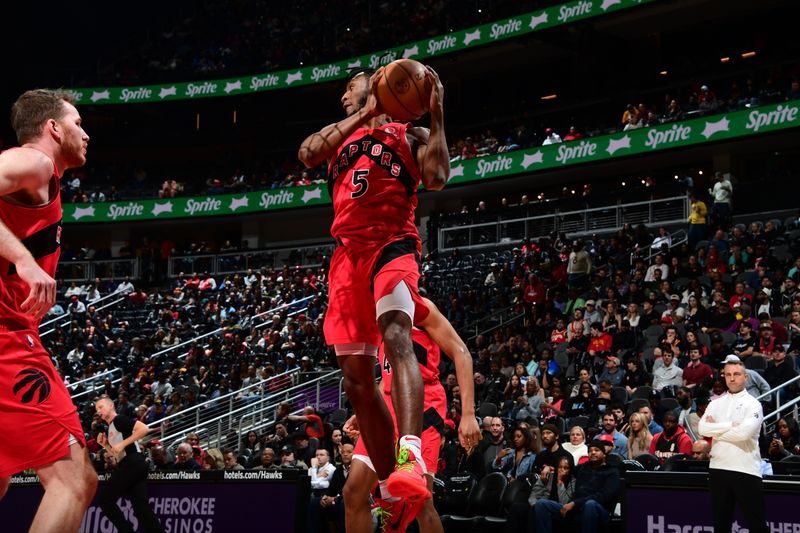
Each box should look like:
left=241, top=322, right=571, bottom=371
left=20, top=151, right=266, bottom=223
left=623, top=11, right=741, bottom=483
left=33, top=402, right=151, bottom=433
left=13, top=368, right=51, bottom=404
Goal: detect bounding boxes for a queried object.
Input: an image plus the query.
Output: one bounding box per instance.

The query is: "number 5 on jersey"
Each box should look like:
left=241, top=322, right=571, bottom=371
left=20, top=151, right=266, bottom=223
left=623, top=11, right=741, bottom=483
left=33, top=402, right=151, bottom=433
left=351, top=169, right=369, bottom=199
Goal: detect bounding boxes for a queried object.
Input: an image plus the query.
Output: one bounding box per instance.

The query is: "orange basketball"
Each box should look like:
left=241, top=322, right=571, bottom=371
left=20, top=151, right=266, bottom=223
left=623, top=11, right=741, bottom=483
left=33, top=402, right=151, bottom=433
left=376, top=59, right=431, bottom=121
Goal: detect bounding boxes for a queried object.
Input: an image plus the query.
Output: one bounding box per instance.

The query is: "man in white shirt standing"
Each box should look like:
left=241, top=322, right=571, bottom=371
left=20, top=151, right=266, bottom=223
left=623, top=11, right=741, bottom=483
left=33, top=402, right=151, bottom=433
left=708, top=171, right=733, bottom=229
left=698, top=354, right=768, bottom=533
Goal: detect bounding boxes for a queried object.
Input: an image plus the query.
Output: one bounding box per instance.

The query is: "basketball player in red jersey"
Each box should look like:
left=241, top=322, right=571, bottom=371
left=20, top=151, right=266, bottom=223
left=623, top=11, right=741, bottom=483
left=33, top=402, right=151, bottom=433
left=0, top=90, right=97, bottom=531
left=298, top=65, right=449, bottom=512
left=343, top=298, right=481, bottom=532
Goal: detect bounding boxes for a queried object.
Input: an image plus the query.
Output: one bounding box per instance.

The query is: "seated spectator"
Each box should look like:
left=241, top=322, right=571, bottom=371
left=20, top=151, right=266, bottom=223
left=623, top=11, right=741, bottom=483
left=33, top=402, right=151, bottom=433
left=764, top=344, right=798, bottom=404
left=626, top=412, right=653, bottom=460
left=624, top=358, right=651, bottom=396
left=565, top=382, right=597, bottom=426
left=649, top=412, right=693, bottom=464
left=563, top=126, right=582, bottom=141
left=598, top=356, right=625, bottom=388
left=252, top=447, right=278, bottom=470
left=308, top=449, right=337, bottom=496
left=479, top=417, right=509, bottom=474
left=683, top=346, right=714, bottom=388
left=599, top=412, right=628, bottom=458
left=531, top=439, right=620, bottom=533
left=493, top=425, right=537, bottom=481
left=175, top=442, right=201, bottom=471
left=563, top=426, right=589, bottom=465
left=278, top=445, right=308, bottom=470
left=461, top=137, right=478, bottom=159
left=203, top=448, right=224, bottom=470
left=653, top=352, right=683, bottom=392
left=542, top=128, right=562, bottom=145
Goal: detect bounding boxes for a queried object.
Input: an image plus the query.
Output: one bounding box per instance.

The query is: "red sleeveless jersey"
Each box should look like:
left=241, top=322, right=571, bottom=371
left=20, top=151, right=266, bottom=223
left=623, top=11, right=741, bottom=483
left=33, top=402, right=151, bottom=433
left=380, top=327, right=441, bottom=395
left=327, top=122, right=422, bottom=250
left=0, top=153, right=62, bottom=332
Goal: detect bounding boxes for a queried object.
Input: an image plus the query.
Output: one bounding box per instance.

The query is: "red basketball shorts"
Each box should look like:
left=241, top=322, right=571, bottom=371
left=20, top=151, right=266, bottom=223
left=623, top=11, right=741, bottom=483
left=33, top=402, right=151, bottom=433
left=0, top=330, right=86, bottom=477
left=352, top=383, right=447, bottom=475
left=324, top=237, right=430, bottom=348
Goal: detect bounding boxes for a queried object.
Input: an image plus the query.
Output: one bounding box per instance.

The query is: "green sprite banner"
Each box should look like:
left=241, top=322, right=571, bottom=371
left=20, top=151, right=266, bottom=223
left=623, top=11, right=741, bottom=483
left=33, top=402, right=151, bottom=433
left=62, top=100, right=800, bottom=223
left=446, top=100, right=800, bottom=186
left=63, top=185, right=330, bottom=223
left=63, top=0, right=656, bottom=105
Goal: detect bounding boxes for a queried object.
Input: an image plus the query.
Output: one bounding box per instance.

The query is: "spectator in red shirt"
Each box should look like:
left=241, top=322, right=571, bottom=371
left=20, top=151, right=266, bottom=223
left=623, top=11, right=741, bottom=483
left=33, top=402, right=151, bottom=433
left=650, top=412, right=693, bottom=464
left=588, top=322, right=613, bottom=356
left=461, top=137, right=478, bottom=159
left=551, top=318, right=569, bottom=345
left=129, top=288, right=148, bottom=306
left=287, top=405, right=326, bottom=440
left=729, top=282, right=753, bottom=310
left=682, top=346, right=714, bottom=389
left=563, top=126, right=582, bottom=141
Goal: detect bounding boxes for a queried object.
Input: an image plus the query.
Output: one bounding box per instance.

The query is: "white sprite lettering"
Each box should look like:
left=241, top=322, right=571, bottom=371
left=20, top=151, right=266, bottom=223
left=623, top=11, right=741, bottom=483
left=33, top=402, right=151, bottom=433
left=427, top=35, right=458, bottom=55
left=107, top=203, right=144, bottom=220
left=555, top=140, right=597, bottom=164
left=259, top=190, right=294, bottom=209
left=476, top=156, right=513, bottom=177
left=558, top=1, right=593, bottom=22
left=250, top=75, right=280, bottom=90
left=644, top=124, right=692, bottom=149
left=120, top=88, right=153, bottom=102
left=311, top=64, right=341, bottom=82
left=745, top=104, right=798, bottom=132
left=184, top=198, right=222, bottom=215
left=186, top=82, right=218, bottom=97
left=369, top=52, right=397, bottom=69
left=646, top=514, right=714, bottom=533
left=489, top=19, right=523, bottom=40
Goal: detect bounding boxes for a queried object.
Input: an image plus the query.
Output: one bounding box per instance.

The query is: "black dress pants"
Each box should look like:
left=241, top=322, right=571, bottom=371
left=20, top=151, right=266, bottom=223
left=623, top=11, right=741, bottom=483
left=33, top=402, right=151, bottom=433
left=708, top=468, right=769, bottom=533
left=98, top=456, right=164, bottom=533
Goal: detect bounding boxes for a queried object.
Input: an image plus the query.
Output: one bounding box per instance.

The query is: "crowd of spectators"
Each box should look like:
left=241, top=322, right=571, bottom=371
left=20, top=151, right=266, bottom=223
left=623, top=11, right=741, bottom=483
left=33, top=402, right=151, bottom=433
left=44, top=199, right=800, bottom=529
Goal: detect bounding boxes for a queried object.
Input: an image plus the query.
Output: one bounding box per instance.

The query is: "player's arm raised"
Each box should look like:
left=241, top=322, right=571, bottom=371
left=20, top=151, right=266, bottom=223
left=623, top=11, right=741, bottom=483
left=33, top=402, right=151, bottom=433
left=0, top=149, right=57, bottom=319
left=410, top=66, right=449, bottom=191
left=418, top=298, right=481, bottom=449
left=298, top=69, right=385, bottom=168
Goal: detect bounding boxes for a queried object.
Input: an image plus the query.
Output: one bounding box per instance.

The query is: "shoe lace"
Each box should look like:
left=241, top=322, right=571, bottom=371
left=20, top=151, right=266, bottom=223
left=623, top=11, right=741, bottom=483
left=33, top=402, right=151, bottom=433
left=374, top=504, right=393, bottom=533
left=396, top=445, right=414, bottom=472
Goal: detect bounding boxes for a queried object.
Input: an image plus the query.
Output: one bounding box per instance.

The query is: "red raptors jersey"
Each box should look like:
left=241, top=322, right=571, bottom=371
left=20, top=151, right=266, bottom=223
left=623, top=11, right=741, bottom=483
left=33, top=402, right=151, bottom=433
left=0, top=153, right=62, bottom=332
left=380, top=327, right=441, bottom=395
left=328, top=122, right=422, bottom=250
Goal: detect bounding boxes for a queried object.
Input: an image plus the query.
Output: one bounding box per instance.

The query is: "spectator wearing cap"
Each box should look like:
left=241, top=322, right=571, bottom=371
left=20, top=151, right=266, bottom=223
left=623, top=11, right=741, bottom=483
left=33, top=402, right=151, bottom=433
left=534, top=423, right=575, bottom=476
left=542, top=128, right=562, bottom=145
left=532, top=438, right=620, bottom=533
left=598, top=356, right=625, bottom=388
left=753, top=322, right=778, bottom=358
left=583, top=300, right=603, bottom=326
left=663, top=294, right=687, bottom=324
left=279, top=445, right=308, bottom=470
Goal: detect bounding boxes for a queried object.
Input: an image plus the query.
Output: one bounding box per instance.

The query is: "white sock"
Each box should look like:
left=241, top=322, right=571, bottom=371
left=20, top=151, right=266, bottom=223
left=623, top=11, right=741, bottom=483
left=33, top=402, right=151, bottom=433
left=379, top=479, right=398, bottom=502
left=398, top=435, right=426, bottom=471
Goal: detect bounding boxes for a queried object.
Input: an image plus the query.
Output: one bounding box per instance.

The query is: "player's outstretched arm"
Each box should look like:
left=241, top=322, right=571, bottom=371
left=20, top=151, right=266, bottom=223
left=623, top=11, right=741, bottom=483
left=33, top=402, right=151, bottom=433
left=418, top=298, right=481, bottom=449
left=298, top=70, right=384, bottom=168
left=410, top=67, right=449, bottom=192
left=0, top=149, right=57, bottom=319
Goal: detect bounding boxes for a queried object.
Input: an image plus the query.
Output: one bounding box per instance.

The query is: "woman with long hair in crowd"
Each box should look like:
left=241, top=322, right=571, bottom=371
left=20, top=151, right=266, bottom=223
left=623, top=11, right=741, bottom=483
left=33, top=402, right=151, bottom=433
left=493, top=425, right=537, bottom=481
left=503, top=374, right=526, bottom=417
left=627, top=412, right=654, bottom=459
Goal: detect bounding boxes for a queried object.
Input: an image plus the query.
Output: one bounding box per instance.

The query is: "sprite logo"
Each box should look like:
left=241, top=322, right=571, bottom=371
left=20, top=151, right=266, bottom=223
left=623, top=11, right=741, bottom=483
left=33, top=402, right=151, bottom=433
left=489, top=18, right=523, bottom=39
left=644, top=124, right=692, bottom=149
left=745, top=104, right=798, bottom=132
left=427, top=35, right=458, bottom=55
left=555, top=140, right=598, bottom=164
left=120, top=88, right=153, bottom=102
left=311, top=64, right=342, bottom=82
left=476, top=155, right=513, bottom=177
left=107, top=203, right=145, bottom=220
left=250, top=74, right=280, bottom=91
left=558, top=0, right=594, bottom=21
left=185, top=198, right=222, bottom=215
left=259, top=190, right=295, bottom=209
left=186, top=82, right=218, bottom=97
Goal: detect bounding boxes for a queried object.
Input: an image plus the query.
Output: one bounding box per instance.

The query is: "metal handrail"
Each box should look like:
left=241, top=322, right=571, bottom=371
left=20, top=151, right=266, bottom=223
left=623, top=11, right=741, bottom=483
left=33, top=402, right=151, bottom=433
left=756, top=374, right=800, bottom=403
left=66, top=368, right=121, bottom=390
left=40, top=296, right=127, bottom=338
left=147, top=295, right=315, bottom=361
left=148, top=369, right=343, bottom=448
left=40, top=289, right=123, bottom=328
left=439, top=195, right=689, bottom=253
left=71, top=375, right=123, bottom=401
